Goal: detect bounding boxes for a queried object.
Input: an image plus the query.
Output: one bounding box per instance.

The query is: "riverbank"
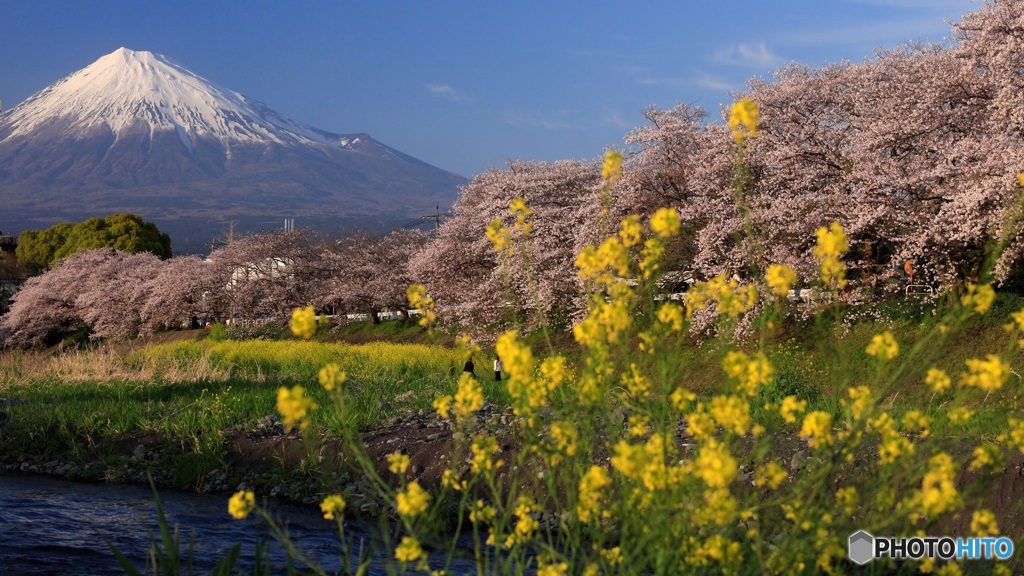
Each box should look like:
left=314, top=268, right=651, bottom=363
left=4, top=299, right=1024, bottom=559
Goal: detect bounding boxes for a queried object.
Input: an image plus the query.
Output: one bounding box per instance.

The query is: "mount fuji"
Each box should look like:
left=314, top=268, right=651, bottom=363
left=0, top=48, right=466, bottom=252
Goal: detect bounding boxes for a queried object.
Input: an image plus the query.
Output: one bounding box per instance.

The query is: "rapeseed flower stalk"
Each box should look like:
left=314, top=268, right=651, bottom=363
left=649, top=207, right=680, bottom=238
left=602, top=150, right=623, bottom=185
left=319, top=494, right=345, bottom=520
left=695, top=439, right=738, bottom=488
left=453, top=371, right=484, bottom=418
left=765, top=263, right=797, bottom=297
left=813, top=222, right=850, bottom=289
left=394, top=536, right=425, bottom=562
left=779, top=395, right=807, bottom=424
left=708, top=394, right=751, bottom=436
left=971, top=509, right=999, bottom=536
left=228, top=490, right=255, bottom=520
left=576, top=465, right=611, bottom=523
left=800, top=411, right=834, bottom=449
left=729, top=98, right=760, bottom=144
left=470, top=435, right=501, bottom=474
left=908, top=452, right=960, bottom=521
left=721, top=350, right=774, bottom=396
left=866, top=330, right=899, bottom=361
left=317, top=363, right=345, bottom=391
left=486, top=218, right=513, bottom=254
left=387, top=451, right=411, bottom=475
left=289, top=305, right=318, bottom=339
left=509, top=197, right=533, bottom=235
left=960, top=283, right=995, bottom=314
left=276, top=385, right=315, bottom=431
left=960, top=354, right=1010, bottom=392
left=396, top=481, right=430, bottom=517
left=406, top=283, right=436, bottom=327
left=926, top=368, right=952, bottom=393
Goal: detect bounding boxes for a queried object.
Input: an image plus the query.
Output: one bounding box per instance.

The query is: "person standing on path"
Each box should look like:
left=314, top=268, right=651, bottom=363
left=463, top=357, right=476, bottom=378
left=494, top=356, right=503, bottom=382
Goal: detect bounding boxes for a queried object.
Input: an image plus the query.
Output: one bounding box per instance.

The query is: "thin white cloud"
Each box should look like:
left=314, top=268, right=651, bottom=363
left=712, top=42, right=785, bottom=69
left=502, top=109, right=571, bottom=130
left=602, top=107, right=631, bottom=129
left=427, top=83, right=468, bottom=102
left=779, top=17, right=956, bottom=50
left=639, top=72, right=737, bottom=92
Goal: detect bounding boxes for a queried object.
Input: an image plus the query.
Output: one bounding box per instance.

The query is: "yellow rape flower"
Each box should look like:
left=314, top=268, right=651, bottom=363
left=509, top=197, right=533, bottom=235
left=755, top=462, right=788, bottom=490
left=695, top=439, right=738, bottom=488
left=910, top=452, right=960, bottom=520
left=495, top=330, right=536, bottom=383
left=709, top=394, right=751, bottom=436
left=432, top=395, right=453, bottom=419
left=961, top=283, right=995, bottom=314
left=765, top=264, right=797, bottom=298
left=453, top=372, right=484, bottom=418
left=721, top=351, right=774, bottom=396
left=813, top=222, right=850, bottom=260
left=396, top=481, right=430, bottom=517
left=800, top=411, right=833, bottom=449
left=627, top=415, right=650, bottom=437
left=866, top=331, right=899, bottom=361
left=387, top=451, right=411, bottom=475
left=394, top=536, right=425, bottom=562
left=486, top=218, right=513, bottom=254
left=276, top=385, right=315, bottom=431
left=407, top=284, right=436, bottom=327
left=317, top=363, right=346, bottom=391
left=780, top=395, right=807, bottom=424
left=576, top=465, right=611, bottom=523
left=960, top=355, right=1011, bottom=392
left=618, top=215, right=641, bottom=248
left=639, top=237, right=664, bottom=279
left=729, top=98, right=760, bottom=144
left=836, top=487, right=858, bottom=516
left=602, top=150, right=623, bottom=184
left=650, top=207, right=681, bottom=239
left=469, top=500, right=496, bottom=523
left=971, top=509, right=999, bottom=536
left=289, top=306, right=318, bottom=339
left=471, top=435, right=501, bottom=474
left=610, top=440, right=646, bottom=479
left=228, top=490, right=255, bottom=520
left=670, top=388, right=696, bottom=412
left=969, top=444, right=1002, bottom=471
left=549, top=420, right=578, bottom=461
left=601, top=547, right=624, bottom=566
left=441, top=469, right=466, bottom=491
left=656, top=302, right=684, bottom=331
left=926, top=368, right=951, bottom=394
left=537, top=563, right=568, bottom=576
left=320, top=494, right=345, bottom=520
left=948, top=407, right=973, bottom=425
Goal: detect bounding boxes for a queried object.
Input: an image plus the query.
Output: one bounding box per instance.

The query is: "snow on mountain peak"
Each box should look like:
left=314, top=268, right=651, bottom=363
left=0, top=47, right=346, bottom=148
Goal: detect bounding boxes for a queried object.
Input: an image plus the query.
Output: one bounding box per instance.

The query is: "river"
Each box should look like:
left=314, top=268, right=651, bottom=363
left=0, top=473, right=474, bottom=575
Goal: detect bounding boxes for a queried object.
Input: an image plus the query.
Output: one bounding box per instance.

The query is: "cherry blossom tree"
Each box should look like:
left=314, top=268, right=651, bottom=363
left=410, top=160, right=603, bottom=333
left=320, top=229, right=428, bottom=324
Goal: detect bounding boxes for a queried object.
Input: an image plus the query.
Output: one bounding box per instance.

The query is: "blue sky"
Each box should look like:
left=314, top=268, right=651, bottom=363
left=0, top=0, right=975, bottom=178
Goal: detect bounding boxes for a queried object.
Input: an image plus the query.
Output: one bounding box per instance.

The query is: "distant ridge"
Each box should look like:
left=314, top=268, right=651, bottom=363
left=0, top=48, right=466, bottom=252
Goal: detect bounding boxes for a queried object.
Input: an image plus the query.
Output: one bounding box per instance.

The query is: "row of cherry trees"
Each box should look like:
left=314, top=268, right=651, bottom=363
left=409, top=1, right=1024, bottom=331
left=0, top=229, right=427, bottom=347
left=4, top=1, right=1023, bottom=346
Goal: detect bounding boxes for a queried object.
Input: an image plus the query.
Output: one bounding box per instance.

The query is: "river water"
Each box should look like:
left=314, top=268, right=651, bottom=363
left=0, top=473, right=473, bottom=575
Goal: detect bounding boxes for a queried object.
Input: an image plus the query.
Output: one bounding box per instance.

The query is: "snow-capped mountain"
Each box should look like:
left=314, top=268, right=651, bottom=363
left=0, top=48, right=465, bottom=252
